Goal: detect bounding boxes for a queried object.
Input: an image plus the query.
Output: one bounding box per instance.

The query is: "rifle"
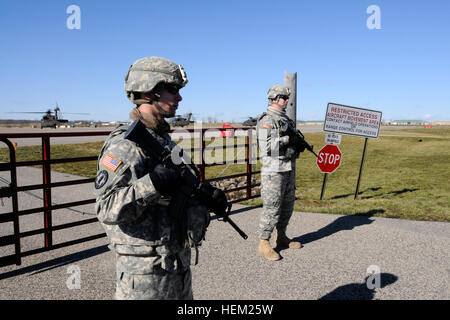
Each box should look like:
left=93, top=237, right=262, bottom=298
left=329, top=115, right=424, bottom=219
left=124, top=119, right=248, bottom=240
left=285, top=125, right=318, bottom=158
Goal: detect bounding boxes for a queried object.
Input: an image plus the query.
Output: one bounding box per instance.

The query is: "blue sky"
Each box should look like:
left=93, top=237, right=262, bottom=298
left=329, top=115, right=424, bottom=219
left=0, top=0, right=449, bottom=122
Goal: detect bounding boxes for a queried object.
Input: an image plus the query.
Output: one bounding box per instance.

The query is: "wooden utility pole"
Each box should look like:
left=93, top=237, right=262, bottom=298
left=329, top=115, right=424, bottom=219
left=284, top=71, right=297, bottom=174
left=284, top=72, right=297, bottom=123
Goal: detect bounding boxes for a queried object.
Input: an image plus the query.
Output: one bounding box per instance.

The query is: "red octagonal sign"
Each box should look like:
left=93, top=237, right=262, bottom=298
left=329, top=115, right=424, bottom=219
left=316, top=145, right=342, bottom=173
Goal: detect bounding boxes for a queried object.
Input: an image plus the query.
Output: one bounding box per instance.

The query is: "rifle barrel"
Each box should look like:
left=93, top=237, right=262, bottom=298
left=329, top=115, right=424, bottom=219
left=223, top=216, right=248, bottom=239
left=309, top=148, right=318, bottom=158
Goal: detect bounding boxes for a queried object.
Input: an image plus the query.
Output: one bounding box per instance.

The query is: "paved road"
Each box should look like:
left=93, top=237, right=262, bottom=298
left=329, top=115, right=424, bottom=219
left=0, top=125, right=428, bottom=148
left=0, top=166, right=449, bottom=300
left=0, top=127, right=112, bottom=148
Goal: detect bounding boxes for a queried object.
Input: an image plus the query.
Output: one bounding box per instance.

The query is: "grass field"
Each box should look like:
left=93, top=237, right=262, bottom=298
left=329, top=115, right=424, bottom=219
left=286, top=127, right=450, bottom=222
left=1, top=126, right=449, bottom=222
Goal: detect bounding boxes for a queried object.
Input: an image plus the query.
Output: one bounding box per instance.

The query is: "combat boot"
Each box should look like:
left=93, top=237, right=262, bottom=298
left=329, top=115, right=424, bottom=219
left=258, top=239, right=281, bottom=261
left=275, top=230, right=302, bottom=249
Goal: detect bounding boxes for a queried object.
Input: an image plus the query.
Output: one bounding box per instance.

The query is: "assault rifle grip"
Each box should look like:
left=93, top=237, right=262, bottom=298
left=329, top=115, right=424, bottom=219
left=286, top=126, right=318, bottom=158
left=196, top=183, right=248, bottom=240
left=296, top=129, right=318, bottom=158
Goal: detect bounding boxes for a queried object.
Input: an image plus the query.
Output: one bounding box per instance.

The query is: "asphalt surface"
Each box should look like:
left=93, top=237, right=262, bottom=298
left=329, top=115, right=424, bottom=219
left=0, top=125, right=427, bottom=148
left=0, top=166, right=449, bottom=300
left=0, top=127, right=111, bottom=148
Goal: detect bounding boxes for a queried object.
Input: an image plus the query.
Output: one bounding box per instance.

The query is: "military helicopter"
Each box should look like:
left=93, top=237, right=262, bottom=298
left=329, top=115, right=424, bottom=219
left=167, top=112, right=195, bottom=127
left=242, top=116, right=258, bottom=126
left=8, top=104, right=89, bottom=128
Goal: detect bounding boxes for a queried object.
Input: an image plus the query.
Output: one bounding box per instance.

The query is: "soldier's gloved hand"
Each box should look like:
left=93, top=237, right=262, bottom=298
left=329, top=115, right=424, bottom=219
left=211, top=187, right=229, bottom=216
left=198, top=183, right=228, bottom=216
left=289, top=135, right=306, bottom=153
left=149, top=164, right=180, bottom=195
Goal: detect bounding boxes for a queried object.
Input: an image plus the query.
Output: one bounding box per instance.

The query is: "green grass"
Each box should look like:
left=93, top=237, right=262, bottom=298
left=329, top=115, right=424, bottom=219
left=0, top=142, right=100, bottom=178
left=1, top=126, right=449, bottom=222
left=290, top=132, right=450, bottom=222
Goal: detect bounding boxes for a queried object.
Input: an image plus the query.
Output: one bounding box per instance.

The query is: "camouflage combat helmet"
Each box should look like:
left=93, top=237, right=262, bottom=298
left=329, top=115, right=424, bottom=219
left=125, top=56, right=188, bottom=104
left=267, top=84, right=290, bottom=100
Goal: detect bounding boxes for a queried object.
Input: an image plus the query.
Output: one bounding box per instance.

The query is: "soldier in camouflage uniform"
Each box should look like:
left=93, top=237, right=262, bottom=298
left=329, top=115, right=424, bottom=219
left=256, top=84, right=304, bottom=261
left=93, top=56, right=211, bottom=299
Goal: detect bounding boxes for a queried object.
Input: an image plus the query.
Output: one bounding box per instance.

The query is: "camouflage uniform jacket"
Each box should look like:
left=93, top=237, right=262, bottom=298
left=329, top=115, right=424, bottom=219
left=256, top=107, right=297, bottom=173
left=94, top=124, right=192, bottom=272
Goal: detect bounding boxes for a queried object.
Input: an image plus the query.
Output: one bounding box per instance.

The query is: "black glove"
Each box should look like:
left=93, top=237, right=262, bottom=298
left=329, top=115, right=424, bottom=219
left=289, top=134, right=306, bottom=153
left=197, top=183, right=228, bottom=216
left=149, top=164, right=180, bottom=195
left=211, top=188, right=229, bottom=215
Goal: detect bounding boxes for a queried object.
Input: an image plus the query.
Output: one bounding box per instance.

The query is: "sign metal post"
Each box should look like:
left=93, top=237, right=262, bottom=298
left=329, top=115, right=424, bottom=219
left=355, top=137, right=369, bottom=199
left=322, top=102, right=382, bottom=200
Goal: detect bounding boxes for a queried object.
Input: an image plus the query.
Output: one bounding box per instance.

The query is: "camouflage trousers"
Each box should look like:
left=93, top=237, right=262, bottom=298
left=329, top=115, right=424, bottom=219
left=114, top=254, right=193, bottom=300
left=259, top=170, right=296, bottom=240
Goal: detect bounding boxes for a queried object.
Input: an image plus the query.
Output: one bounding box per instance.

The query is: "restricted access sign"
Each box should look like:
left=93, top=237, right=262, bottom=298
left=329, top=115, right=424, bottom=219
left=323, top=102, right=382, bottom=138
left=316, top=145, right=342, bottom=173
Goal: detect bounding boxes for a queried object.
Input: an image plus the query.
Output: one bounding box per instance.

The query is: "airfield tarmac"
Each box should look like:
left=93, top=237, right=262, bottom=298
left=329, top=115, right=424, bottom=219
left=0, top=125, right=424, bottom=148
left=0, top=127, right=112, bottom=148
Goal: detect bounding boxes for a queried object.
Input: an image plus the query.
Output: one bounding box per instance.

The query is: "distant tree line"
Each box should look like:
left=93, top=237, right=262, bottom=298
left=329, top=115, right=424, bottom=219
left=0, top=119, right=39, bottom=124
left=0, top=119, right=41, bottom=127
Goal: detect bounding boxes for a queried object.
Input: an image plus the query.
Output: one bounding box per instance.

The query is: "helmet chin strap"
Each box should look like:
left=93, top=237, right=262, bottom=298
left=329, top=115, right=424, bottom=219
left=273, top=97, right=287, bottom=110
left=148, top=86, right=172, bottom=118
left=153, top=100, right=172, bottom=118
left=136, top=91, right=172, bottom=118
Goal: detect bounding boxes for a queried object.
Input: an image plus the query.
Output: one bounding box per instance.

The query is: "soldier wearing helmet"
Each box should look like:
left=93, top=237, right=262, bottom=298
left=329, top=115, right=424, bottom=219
left=94, top=57, right=210, bottom=299
left=124, top=56, right=188, bottom=132
left=256, top=84, right=303, bottom=261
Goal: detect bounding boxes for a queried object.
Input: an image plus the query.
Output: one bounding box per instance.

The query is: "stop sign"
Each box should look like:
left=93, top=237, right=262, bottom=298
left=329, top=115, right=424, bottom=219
left=316, top=145, right=342, bottom=173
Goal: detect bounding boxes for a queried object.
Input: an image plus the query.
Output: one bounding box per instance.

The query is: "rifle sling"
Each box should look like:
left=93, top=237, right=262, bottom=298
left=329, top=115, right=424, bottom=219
left=125, top=119, right=198, bottom=246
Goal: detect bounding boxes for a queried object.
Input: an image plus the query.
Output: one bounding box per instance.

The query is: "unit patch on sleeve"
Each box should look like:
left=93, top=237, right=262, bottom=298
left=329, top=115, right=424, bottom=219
left=95, top=170, right=109, bottom=189
left=101, top=154, right=122, bottom=172
left=262, top=123, right=271, bottom=129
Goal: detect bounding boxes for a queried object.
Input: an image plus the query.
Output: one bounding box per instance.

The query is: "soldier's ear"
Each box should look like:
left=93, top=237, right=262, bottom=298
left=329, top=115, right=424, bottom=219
left=140, top=92, right=153, bottom=102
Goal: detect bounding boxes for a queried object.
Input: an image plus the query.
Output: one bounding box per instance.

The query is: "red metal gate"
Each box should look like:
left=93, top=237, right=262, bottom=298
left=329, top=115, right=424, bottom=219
left=0, top=126, right=260, bottom=267
left=0, top=137, right=21, bottom=266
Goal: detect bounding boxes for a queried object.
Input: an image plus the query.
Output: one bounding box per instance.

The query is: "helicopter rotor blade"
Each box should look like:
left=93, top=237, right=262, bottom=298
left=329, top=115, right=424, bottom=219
left=6, top=111, right=52, bottom=114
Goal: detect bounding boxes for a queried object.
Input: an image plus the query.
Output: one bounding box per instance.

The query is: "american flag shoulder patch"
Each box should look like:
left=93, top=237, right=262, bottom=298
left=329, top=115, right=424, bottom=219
left=101, top=154, right=122, bottom=172
left=262, top=123, right=271, bottom=129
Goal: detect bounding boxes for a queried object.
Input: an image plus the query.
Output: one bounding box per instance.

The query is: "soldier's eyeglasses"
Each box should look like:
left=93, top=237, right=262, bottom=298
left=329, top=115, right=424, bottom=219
left=164, top=84, right=181, bottom=95
left=278, top=96, right=289, bottom=100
